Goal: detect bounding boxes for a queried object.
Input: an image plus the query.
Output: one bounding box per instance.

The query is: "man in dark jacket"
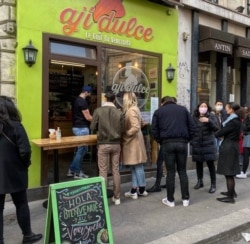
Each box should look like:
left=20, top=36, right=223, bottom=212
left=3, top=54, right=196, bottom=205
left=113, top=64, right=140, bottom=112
left=151, top=96, right=195, bottom=207
left=90, top=91, right=124, bottom=205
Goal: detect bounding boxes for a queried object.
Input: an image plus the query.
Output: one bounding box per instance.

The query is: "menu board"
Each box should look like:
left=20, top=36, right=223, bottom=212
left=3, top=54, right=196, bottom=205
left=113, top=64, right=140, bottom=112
left=44, top=177, right=113, bottom=244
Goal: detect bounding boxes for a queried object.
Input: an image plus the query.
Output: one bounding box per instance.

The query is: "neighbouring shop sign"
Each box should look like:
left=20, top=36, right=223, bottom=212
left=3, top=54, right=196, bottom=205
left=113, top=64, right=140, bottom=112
left=59, top=0, right=154, bottom=44
left=235, top=47, right=250, bottom=59
left=199, top=39, right=233, bottom=55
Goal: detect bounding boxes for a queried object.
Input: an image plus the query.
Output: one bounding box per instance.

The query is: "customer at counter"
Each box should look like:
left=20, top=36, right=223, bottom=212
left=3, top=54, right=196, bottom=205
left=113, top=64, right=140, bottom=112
left=67, top=85, right=93, bottom=179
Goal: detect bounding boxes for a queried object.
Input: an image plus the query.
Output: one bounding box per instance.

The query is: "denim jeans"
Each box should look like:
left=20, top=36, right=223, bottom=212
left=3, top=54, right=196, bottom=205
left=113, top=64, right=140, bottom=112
left=131, top=164, right=146, bottom=187
left=162, top=142, right=189, bottom=202
left=70, top=127, right=89, bottom=173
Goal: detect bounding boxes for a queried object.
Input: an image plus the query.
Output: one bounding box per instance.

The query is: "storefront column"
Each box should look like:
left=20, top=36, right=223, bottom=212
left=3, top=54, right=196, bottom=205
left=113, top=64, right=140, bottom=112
left=190, top=10, right=199, bottom=111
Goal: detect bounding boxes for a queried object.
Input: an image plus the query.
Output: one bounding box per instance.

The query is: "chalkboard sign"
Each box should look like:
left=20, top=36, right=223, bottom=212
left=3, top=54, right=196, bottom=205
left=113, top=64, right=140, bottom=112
left=44, top=177, right=113, bottom=244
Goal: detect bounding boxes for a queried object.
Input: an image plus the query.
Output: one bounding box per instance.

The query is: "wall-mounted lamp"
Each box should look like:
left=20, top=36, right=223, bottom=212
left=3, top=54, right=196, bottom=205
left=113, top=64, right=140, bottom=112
left=22, top=40, right=38, bottom=67
left=165, top=63, right=175, bottom=82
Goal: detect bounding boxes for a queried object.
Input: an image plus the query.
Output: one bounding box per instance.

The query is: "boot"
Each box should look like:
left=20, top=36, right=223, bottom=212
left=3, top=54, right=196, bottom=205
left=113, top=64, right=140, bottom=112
left=193, top=179, right=204, bottom=189
left=208, top=183, right=216, bottom=193
left=147, top=180, right=161, bottom=192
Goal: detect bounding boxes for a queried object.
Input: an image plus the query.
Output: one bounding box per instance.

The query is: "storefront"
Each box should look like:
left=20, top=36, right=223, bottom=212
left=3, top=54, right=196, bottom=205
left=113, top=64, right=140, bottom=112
left=17, top=0, right=178, bottom=188
left=197, top=25, right=250, bottom=107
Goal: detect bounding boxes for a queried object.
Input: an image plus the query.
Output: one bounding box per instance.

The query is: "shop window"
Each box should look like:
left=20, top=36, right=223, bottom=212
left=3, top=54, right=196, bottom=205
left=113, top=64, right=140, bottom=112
left=101, top=47, right=161, bottom=164
left=197, top=63, right=211, bottom=104
left=50, top=42, right=97, bottom=60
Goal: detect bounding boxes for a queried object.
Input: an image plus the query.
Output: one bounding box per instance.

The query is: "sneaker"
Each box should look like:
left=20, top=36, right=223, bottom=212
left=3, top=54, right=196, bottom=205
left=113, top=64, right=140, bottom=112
left=112, top=197, right=121, bottom=205
left=236, top=171, right=247, bottom=179
left=182, top=199, right=189, bottom=207
left=138, top=191, right=149, bottom=197
left=67, top=169, right=74, bottom=177
left=162, top=197, right=175, bottom=207
left=124, top=191, right=138, bottom=200
left=74, top=171, right=89, bottom=179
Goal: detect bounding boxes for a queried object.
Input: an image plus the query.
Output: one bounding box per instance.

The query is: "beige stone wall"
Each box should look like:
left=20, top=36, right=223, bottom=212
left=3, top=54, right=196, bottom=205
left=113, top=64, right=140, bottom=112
left=0, top=0, right=16, bottom=99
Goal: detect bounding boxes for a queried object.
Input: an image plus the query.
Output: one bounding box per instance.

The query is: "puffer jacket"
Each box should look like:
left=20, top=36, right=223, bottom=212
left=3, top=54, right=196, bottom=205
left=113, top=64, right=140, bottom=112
left=191, top=112, right=219, bottom=162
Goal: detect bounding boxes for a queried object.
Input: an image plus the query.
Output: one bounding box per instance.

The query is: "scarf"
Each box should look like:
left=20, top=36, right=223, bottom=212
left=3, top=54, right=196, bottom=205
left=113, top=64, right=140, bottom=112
left=222, top=113, right=238, bottom=127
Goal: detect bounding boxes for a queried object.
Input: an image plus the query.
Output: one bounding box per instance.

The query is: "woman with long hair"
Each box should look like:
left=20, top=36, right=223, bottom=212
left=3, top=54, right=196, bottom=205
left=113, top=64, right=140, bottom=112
left=191, top=102, right=219, bottom=193
left=0, top=96, right=42, bottom=244
left=122, top=92, right=148, bottom=199
left=215, top=102, right=244, bottom=203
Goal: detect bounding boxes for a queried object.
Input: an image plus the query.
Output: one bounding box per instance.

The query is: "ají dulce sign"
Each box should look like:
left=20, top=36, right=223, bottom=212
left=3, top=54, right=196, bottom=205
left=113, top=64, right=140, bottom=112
left=59, top=0, right=154, bottom=42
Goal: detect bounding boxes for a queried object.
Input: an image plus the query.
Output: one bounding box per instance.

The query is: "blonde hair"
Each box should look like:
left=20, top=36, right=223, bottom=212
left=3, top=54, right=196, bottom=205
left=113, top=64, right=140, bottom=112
left=123, top=92, right=138, bottom=113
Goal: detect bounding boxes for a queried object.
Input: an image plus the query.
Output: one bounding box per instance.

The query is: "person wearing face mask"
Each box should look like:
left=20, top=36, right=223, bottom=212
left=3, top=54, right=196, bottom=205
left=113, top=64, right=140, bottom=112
left=191, top=102, right=219, bottom=193
left=212, top=100, right=228, bottom=152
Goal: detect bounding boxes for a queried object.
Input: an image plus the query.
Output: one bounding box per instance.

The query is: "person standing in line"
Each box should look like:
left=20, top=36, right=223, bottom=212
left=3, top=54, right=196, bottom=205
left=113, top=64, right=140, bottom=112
left=90, top=91, right=125, bottom=205
left=215, top=102, right=245, bottom=204
left=67, top=85, right=93, bottom=179
left=236, top=106, right=250, bottom=179
left=152, top=96, right=195, bottom=207
left=212, top=100, right=227, bottom=152
left=122, top=92, right=148, bottom=200
left=147, top=96, right=173, bottom=193
left=0, top=96, right=42, bottom=244
left=191, top=102, right=219, bottom=193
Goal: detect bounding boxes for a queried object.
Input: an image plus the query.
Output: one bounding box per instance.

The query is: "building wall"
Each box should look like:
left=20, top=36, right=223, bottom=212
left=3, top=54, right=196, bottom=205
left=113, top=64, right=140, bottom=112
left=0, top=0, right=16, bottom=98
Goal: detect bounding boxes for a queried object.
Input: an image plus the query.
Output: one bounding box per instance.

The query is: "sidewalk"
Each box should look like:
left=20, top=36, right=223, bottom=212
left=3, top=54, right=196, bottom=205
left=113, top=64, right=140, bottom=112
left=3, top=168, right=250, bottom=244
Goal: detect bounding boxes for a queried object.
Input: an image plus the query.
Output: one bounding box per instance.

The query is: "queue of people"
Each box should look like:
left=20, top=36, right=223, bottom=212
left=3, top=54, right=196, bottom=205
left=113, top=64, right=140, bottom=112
left=67, top=87, right=248, bottom=207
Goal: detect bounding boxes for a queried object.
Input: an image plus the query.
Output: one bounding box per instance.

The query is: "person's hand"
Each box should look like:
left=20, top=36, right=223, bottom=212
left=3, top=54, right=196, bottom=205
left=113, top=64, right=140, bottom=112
left=199, top=117, right=209, bottom=123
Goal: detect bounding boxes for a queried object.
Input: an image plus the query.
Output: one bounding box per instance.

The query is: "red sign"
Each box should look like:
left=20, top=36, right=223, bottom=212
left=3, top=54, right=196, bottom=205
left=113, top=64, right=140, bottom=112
left=59, top=0, right=154, bottom=42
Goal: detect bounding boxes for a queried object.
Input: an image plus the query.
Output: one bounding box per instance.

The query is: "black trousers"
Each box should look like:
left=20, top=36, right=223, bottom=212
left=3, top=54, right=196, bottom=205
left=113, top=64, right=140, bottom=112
left=0, top=190, right=32, bottom=242
left=162, top=142, right=189, bottom=202
left=243, top=147, right=250, bottom=173
left=196, top=160, right=216, bottom=183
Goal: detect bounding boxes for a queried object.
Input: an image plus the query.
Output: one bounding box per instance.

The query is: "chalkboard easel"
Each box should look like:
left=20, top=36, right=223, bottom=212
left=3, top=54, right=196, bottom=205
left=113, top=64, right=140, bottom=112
left=44, top=176, right=113, bottom=244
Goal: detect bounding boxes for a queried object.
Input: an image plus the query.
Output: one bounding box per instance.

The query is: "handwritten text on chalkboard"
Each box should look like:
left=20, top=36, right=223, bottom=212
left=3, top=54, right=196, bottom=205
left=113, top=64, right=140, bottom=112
left=56, top=182, right=109, bottom=244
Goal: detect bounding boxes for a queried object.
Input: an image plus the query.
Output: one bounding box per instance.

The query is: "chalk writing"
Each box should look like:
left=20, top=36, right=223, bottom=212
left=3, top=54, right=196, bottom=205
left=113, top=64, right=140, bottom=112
left=56, top=183, right=109, bottom=243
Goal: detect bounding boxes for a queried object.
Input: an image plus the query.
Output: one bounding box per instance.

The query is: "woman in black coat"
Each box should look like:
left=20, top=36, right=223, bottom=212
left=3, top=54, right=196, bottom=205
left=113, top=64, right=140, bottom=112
left=0, top=96, right=42, bottom=244
left=215, top=102, right=244, bottom=204
left=191, top=102, right=219, bottom=193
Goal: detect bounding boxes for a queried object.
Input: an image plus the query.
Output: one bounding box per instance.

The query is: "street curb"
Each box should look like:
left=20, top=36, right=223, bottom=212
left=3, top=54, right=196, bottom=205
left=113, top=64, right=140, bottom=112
left=146, top=208, right=250, bottom=244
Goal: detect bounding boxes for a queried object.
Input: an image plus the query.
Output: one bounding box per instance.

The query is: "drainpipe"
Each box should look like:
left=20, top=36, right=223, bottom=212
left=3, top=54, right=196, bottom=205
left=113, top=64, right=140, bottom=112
left=190, top=10, right=199, bottom=112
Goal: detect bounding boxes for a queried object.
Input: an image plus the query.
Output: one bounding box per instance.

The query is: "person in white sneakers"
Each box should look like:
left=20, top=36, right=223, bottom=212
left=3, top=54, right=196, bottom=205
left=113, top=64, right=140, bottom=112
left=237, top=106, right=250, bottom=179
left=122, top=92, right=148, bottom=200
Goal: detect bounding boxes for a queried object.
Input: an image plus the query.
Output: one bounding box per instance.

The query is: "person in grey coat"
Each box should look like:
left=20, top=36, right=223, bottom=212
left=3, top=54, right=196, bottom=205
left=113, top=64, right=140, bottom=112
left=191, top=102, right=219, bottom=193
left=0, top=96, right=42, bottom=244
left=215, top=102, right=245, bottom=204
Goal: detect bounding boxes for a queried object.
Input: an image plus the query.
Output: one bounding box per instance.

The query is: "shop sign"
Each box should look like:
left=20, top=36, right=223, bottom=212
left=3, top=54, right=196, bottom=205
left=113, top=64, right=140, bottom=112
left=112, top=66, right=150, bottom=108
left=235, top=47, right=250, bottom=59
left=59, top=0, right=154, bottom=45
left=199, top=39, right=233, bottom=54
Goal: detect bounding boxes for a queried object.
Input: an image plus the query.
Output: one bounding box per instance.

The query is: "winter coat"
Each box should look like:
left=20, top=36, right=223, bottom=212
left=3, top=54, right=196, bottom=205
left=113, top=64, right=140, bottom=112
left=214, top=117, right=241, bottom=176
left=90, top=102, right=125, bottom=144
left=191, top=112, right=219, bottom=162
left=0, top=121, right=31, bottom=194
left=151, top=102, right=195, bottom=144
left=122, top=105, right=147, bottom=165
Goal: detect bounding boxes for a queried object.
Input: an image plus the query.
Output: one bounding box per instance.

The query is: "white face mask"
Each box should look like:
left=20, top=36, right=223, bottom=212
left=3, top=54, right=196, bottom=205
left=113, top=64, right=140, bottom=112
left=199, top=107, right=208, bottom=114
left=215, top=105, right=223, bottom=112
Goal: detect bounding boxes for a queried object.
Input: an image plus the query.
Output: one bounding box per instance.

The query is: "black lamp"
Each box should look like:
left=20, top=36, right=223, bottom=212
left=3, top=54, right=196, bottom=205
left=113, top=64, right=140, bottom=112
left=22, top=40, right=38, bottom=67
left=166, top=63, right=175, bottom=82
